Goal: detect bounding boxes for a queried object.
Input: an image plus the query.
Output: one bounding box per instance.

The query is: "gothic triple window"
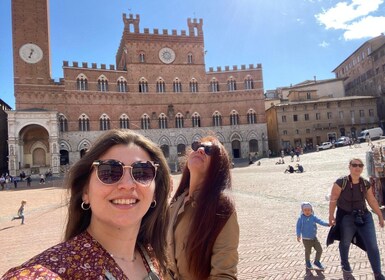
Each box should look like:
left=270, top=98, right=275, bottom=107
left=187, top=53, right=193, bottom=64
left=141, top=114, right=150, bottom=130
left=213, top=111, right=222, bottom=127
left=117, top=77, right=128, bottom=92
left=244, top=76, right=254, bottom=90
left=58, top=114, right=68, bottom=132
left=139, top=78, right=149, bottom=93
left=79, top=114, right=90, bottom=131
left=120, top=114, right=129, bottom=129
left=192, top=113, right=201, bottom=127
left=247, top=109, right=257, bottom=124
left=159, top=113, right=168, bottom=129
left=98, top=75, right=108, bottom=92
left=210, top=79, right=219, bottom=92
left=228, top=77, right=237, bottom=91
left=139, top=52, right=145, bottom=63
left=76, top=74, right=88, bottom=91
left=175, top=113, right=184, bottom=128
left=173, top=79, right=182, bottom=93
left=190, top=78, right=198, bottom=93
left=230, top=110, right=239, bottom=125
left=100, top=114, right=110, bottom=131
left=156, top=78, right=166, bottom=93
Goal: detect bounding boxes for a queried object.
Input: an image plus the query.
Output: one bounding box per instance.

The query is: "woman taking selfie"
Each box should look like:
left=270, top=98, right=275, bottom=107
left=167, top=136, right=239, bottom=279
left=2, top=130, right=171, bottom=279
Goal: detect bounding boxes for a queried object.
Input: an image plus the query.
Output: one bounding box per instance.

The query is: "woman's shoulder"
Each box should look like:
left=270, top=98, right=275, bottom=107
left=2, top=231, right=117, bottom=279
left=2, top=264, right=62, bottom=279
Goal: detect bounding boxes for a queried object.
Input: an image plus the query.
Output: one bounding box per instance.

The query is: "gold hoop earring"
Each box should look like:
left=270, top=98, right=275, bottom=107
left=81, top=201, right=91, bottom=211
left=150, top=200, right=157, bottom=208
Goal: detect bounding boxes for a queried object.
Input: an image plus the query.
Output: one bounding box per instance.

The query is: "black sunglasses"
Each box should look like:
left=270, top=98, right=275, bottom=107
left=350, top=163, right=364, bottom=168
left=92, top=159, right=158, bottom=186
left=191, top=141, right=214, bottom=156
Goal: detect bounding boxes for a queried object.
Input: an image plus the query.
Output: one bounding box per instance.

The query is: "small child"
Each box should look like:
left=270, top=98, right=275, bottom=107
left=296, top=202, right=329, bottom=270
left=11, top=200, right=27, bottom=225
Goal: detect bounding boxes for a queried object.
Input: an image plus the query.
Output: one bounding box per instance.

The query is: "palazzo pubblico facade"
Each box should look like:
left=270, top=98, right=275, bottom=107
left=7, top=0, right=266, bottom=176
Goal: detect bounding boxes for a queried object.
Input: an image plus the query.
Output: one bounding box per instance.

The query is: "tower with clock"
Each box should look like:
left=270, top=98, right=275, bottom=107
left=12, top=0, right=52, bottom=87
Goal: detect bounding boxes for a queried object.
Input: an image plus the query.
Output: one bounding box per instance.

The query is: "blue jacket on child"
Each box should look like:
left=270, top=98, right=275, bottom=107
left=296, top=202, right=328, bottom=240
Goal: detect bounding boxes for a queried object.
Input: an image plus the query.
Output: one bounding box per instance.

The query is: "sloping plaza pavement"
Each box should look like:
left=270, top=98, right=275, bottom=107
left=1, top=141, right=385, bottom=279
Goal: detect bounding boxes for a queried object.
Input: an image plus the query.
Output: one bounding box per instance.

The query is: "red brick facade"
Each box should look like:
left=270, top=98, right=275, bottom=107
left=8, top=0, right=267, bottom=176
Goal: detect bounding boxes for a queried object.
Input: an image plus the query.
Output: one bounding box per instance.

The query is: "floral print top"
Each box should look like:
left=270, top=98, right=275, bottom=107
left=1, top=231, right=161, bottom=280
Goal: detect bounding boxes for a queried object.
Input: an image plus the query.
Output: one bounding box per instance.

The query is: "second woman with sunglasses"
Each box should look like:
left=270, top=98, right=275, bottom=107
left=167, top=136, right=239, bottom=279
left=328, top=158, right=385, bottom=280
left=2, top=130, right=171, bottom=280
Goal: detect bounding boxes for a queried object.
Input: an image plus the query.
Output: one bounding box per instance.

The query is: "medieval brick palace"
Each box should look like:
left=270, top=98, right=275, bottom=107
left=7, top=0, right=266, bottom=176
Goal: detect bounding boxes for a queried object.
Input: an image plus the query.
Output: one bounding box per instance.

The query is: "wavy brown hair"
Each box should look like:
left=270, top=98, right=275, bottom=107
left=64, top=129, right=170, bottom=276
left=173, top=136, right=235, bottom=279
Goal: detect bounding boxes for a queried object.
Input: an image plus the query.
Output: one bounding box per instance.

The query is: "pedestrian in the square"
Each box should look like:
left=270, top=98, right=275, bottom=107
left=39, top=173, right=45, bottom=184
left=296, top=202, right=329, bottom=270
left=26, top=175, right=32, bottom=187
left=327, top=158, right=385, bottom=279
left=11, top=200, right=27, bottom=225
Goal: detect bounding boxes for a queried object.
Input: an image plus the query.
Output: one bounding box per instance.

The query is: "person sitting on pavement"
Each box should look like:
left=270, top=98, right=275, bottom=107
left=285, top=165, right=295, bottom=173
left=295, top=164, right=304, bottom=173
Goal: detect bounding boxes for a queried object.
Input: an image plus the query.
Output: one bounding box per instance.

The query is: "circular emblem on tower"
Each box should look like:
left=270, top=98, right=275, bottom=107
left=159, top=47, right=176, bottom=64
left=19, top=43, right=43, bottom=64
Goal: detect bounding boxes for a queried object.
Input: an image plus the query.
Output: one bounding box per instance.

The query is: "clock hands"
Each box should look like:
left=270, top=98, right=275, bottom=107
left=28, top=49, right=34, bottom=58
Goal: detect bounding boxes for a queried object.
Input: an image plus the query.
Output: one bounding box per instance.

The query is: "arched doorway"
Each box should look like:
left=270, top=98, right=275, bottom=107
left=60, top=150, right=69, bottom=165
left=161, top=145, right=170, bottom=158
left=232, top=140, right=241, bottom=158
left=19, top=125, right=49, bottom=169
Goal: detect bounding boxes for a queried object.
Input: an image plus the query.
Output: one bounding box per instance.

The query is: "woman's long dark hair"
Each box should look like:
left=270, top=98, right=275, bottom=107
left=173, top=136, right=235, bottom=279
left=64, top=129, right=170, bottom=276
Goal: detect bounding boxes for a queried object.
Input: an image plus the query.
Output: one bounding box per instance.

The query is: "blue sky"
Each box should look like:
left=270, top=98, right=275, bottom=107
left=1, top=0, right=385, bottom=108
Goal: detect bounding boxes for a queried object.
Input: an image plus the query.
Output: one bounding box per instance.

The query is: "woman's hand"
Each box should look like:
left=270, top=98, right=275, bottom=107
left=379, top=217, right=384, bottom=228
left=297, top=236, right=301, bottom=242
left=329, top=215, right=335, bottom=226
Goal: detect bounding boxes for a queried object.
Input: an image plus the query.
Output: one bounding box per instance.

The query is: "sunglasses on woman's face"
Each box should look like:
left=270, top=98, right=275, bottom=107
left=92, top=159, right=158, bottom=186
left=350, top=163, right=364, bottom=168
left=191, top=141, right=213, bottom=156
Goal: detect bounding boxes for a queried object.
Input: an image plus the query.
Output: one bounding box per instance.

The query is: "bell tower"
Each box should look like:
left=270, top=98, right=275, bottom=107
left=12, top=0, right=52, bottom=88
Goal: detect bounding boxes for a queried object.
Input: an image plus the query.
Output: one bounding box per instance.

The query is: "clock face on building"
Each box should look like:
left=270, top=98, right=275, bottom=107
left=159, top=47, right=176, bottom=64
left=19, top=43, right=43, bottom=64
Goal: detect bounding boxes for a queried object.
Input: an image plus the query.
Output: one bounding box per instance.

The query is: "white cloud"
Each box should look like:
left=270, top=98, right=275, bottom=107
left=315, top=0, right=385, bottom=40
left=319, top=41, right=330, bottom=47
left=343, top=16, right=385, bottom=39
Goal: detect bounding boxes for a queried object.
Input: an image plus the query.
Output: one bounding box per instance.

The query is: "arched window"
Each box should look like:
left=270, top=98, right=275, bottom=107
left=139, top=52, right=145, bottom=63
left=58, top=114, right=68, bottom=132
left=244, top=76, right=254, bottom=90
left=227, top=77, right=237, bottom=91
left=187, top=53, right=193, bottom=64
left=161, top=145, right=169, bottom=158
left=141, top=114, right=150, bottom=130
left=139, top=78, right=148, bottom=93
left=247, top=109, right=257, bottom=124
left=190, top=78, right=198, bottom=93
left=230, top=110, right=239, bottom=125
left=210, top=78, right=219, bottom=92
left=192, top=112, right=201, bottom=127
left=78, top=114, right=90, bottom=131
left=212, top=111, right=222, bottom=127
left=156, top=78, right=166, bottom=93
left=117, top=77, right=128, bottom=92
left=76, top=74, right=88, bottom=91
left=100, top=114, right=110, bottom=131
left=175, top=113, right=184, bottom=128
left=119, top=114, right=129, bottom=129
left=98, top=75, right=108, bottom=92
left=173, top=78, right=182, bottom=93
left=159, top=113, right=168, bottom=129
